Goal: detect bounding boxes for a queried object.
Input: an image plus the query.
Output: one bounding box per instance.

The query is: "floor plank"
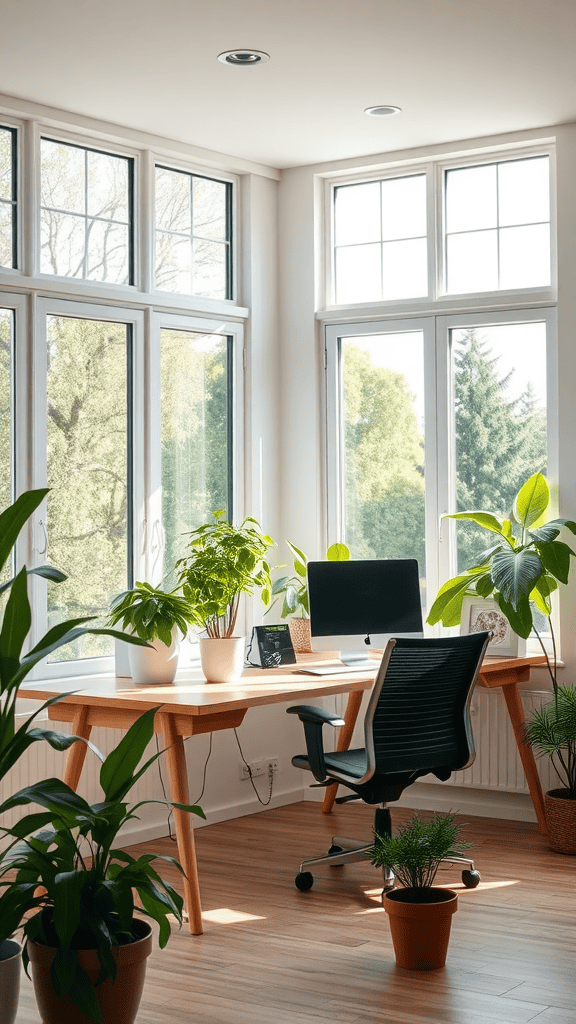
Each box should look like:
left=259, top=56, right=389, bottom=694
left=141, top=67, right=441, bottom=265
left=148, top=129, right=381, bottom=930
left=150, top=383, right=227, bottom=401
left=14, top=801, right=576, bottom=1023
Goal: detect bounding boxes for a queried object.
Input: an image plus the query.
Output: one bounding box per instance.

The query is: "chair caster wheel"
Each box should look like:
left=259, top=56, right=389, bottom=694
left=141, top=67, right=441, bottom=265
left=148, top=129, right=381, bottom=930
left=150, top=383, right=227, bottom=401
left=462, top=869, right=481, bottom=888
left=295, top=871, right=314, bottom=891
left=328, top=845, right=344, bottom=856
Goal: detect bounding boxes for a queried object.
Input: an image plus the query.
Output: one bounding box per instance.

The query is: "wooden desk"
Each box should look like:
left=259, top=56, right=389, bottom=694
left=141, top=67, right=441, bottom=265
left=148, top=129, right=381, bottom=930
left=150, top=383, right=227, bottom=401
left=18, top=656, right=377, bottom=936
left=321, top=653, right=549, bottom=834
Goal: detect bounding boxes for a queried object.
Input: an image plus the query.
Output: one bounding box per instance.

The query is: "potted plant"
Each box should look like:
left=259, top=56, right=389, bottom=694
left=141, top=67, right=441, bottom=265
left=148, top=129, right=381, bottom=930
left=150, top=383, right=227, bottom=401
left=0, top=706, right=204, bottom=1024
left=367, top=813, right=471, bottom=970
left=175, top=510, right=274, bottom=683
left=427, top=472, right=576, bottom=850
left=268, top=541, right=350, bottom=653
left=0, top=488, right=149, bottom=1024
left=108, top=581, right=193, bottom=684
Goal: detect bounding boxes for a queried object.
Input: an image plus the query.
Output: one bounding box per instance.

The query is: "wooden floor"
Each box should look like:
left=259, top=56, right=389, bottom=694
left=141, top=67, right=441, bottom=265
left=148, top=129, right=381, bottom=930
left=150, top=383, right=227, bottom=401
left=15, top=801, right=576, bottom=1024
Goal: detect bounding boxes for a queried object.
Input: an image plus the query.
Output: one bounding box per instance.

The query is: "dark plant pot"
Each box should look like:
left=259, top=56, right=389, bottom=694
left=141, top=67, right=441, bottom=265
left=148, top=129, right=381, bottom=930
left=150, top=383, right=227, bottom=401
left=384, top=887, right=458, bottom=970
left=545, top=789, right=576, bottom=854
left=27, top=919, right=153, bottom=1024
left=0, top=939, right=21, bottom=1024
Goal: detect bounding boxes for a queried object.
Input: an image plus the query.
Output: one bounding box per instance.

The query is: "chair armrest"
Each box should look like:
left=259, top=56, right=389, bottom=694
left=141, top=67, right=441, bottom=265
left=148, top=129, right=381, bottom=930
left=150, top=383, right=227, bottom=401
left=286, top=705, right=345, bottom=727
left=286, top=705, right=345, bottom=782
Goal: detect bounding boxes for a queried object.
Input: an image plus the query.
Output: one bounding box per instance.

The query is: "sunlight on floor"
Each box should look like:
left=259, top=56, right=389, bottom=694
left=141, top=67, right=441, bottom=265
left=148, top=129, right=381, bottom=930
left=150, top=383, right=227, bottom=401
left=355, top=878, right=521, bottom=913
left=201, top=908, right=267, bottom=924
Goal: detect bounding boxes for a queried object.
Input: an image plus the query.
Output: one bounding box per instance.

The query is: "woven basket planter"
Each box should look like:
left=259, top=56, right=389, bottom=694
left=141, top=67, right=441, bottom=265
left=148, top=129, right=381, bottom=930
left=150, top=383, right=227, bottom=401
left=288, top=617, right=313, bottom=654
left=545, top=789, right=576, bottom=854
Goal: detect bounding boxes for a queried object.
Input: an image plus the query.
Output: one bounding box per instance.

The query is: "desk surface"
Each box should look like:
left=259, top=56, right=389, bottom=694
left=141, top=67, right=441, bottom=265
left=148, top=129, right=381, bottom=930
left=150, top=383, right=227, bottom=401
left=18, top=653, right=378, bottom=716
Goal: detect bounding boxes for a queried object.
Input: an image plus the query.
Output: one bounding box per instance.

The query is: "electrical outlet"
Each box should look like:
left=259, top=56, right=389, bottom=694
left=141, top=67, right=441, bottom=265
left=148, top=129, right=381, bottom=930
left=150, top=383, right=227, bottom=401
left=269, top=758, right=280, bottom=773
left=239, top=759, right=265, bottom=780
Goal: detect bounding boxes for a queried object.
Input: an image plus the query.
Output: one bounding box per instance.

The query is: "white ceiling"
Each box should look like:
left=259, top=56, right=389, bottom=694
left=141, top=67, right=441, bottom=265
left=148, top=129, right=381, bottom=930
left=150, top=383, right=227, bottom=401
left=1, top=0, right=575, bottom=169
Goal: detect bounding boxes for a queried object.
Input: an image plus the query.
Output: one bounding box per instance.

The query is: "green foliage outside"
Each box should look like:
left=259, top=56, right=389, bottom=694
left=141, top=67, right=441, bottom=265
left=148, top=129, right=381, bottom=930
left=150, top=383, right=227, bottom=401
left=160, top=330, right=228, bottom=587
left=367, top=812, right=470, bottom=890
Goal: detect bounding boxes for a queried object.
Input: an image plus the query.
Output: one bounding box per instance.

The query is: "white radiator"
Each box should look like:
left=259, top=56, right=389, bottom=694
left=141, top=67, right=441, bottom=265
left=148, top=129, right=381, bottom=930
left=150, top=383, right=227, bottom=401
left=434, top=689, right=558, bottom=795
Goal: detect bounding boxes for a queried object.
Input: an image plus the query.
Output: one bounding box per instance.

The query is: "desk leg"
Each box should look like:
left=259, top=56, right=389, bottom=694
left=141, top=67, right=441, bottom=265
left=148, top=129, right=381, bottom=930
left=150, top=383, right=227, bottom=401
left=160, top=713, right=203, bottom=936
left=502, top=683, right=548, bottom=835
left=62, top=706, right=92, bottom=791
left=322, top=690, right=364, bottom=815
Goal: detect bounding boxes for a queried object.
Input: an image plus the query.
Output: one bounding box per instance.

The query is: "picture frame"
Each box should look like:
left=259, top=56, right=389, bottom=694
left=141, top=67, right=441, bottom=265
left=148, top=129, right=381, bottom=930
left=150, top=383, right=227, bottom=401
left=460, top=596, right=526, bottom=658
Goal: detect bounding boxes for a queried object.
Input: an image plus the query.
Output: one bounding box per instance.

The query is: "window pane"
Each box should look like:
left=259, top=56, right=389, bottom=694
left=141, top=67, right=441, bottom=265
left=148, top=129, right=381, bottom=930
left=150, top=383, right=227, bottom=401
left=41, top=139, right=85, bottom=213
left=155, top=167, right=191, bottom=233
left=381, top=175, right=426, bottom=241
left=0, top=127, right=15, bottom=269
left=499, top=224, right=551, bottom=289
left=87, top=221, right=130, bottom=284
left=452, top=322, right=547, bottom=575
left=446, top=229, right=498, bottom=294
left=334, top=182, right=381, bottom=246
left=382, top=238, right=427, bottom=300
left=445, top=164, right=497, bottom=233
left=155, top=166, right=231, bottom=298
left=335, top=244, right=381, bottom=304
left=46, top=316, right=130, bottom=661
left=41, top=139, right=133, bottom=285
left=498, top=157, right=550, bottom=227
left=160, top=329, right=229, bottom=582
left=193, top=238, right=228, bottom=299
left=0, top=205, right=12, bottom=268
left=41, top=211, right=85, bottom=277
left=341, top=333, right=426, bottom=599
left=155, top=232, right=191, bottom=292
left=193, top=176, right=227, bottom=240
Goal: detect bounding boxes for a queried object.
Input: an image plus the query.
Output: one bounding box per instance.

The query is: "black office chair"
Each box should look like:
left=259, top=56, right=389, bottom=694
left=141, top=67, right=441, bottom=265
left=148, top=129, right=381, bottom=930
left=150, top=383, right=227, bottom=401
left=287, top=632, right=490, bottom=894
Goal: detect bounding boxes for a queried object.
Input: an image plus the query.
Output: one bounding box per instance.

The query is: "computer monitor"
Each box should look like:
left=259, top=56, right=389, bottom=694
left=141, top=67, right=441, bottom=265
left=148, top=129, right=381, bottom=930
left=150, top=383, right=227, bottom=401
left=307, top=558, right=424, bottom=667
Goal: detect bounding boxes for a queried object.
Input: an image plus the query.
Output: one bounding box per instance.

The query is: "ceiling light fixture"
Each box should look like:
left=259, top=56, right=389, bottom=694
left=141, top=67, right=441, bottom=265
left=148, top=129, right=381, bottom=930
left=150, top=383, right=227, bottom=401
left=218, top=50, right=270, bottom=66
left=364, top=105, right=401, bottom=117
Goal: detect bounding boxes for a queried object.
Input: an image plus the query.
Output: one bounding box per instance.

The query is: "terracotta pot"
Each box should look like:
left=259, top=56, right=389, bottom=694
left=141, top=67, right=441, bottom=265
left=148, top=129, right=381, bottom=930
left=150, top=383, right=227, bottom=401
left=27, top=919, right=152, bottom=1024
left=545, top=789, right=576, bottom=854
left=128, top=627, right=180, bottom=684
left=384, top=887, right=458, bottom=970
left=0, top=939, right=21, bottom=1024
left=198, top=635, right=246, bottom=683
left=288, top=617, right=313, bottom=654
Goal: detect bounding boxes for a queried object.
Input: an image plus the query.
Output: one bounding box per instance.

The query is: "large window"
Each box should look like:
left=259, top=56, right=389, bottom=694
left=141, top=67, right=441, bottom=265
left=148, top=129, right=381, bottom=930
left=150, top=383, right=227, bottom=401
left=326, top=310, right=555, bottom=618
left=0, top=127, right=16, bottom=269
left=329, top=150, right=552, bottom=306
left=155, top=166, right=232, bottom=298
left=40, top=138, right=133, bottom=284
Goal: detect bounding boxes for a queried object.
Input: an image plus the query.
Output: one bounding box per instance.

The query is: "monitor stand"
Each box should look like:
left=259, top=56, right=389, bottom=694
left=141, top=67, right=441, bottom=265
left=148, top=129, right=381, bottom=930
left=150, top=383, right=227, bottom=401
left=339, top=649, right=375, bottom=670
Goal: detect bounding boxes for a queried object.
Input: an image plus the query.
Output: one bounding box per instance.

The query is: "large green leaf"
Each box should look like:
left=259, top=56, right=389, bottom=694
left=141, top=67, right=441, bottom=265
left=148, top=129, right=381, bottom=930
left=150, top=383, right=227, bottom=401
left=0, top=566, right=31, bottom=676
left=52, top=871, right=85, bottom=948
left=445, top=511, right=506, bottom=536
left=530, top=575, right=558, bottom=617
left=490, top=548, right=543, bottom=607
left=0, top=564, right=68, bottom=596
left=536, top=540, right=576, bottom=585
left=0, top=778, right=95, bottom=822
left=426, top=572, right=480, bottom=626
left=494, top=592, right=533, bottom=639
left=326, top=543, right=350, bottom=561
left=0, top=489, right=48, bottom=577
left=513, top=472, right=549, bottom=529
left=100, top=707, right=156, bottom=801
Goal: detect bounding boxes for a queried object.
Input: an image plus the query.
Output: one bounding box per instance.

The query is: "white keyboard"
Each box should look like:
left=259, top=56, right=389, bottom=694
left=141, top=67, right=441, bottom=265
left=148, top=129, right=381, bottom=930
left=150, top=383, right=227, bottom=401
left=296, top=663, right=378, bottom=676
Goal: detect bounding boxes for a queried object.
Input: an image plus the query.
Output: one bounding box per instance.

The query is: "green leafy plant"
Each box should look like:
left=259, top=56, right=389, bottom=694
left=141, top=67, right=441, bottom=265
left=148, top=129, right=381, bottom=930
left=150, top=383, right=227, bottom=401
left=0, top=489, right=147, bottom=792
left=268, top=541, right=350, bottom=619
left=367, top=813, right=471, bottom=891
left=108, top=582, right=193, bottom=645
left=175, top=510, right=274, bottom=638
left=427, top=473, right=576, bottom=677
left=0, top=707, right=204, bottom=1023
left=525, top=686, right=576, bottom=799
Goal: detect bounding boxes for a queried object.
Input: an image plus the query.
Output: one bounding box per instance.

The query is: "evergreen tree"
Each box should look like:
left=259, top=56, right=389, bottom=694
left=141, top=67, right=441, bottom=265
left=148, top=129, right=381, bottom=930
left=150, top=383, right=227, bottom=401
left=454, top=329, right=547, bottom=569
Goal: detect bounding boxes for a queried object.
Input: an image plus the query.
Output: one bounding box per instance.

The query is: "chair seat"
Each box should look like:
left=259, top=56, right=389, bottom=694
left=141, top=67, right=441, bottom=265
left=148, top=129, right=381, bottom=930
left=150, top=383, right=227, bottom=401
left=292, top=748, right=368, bottom=779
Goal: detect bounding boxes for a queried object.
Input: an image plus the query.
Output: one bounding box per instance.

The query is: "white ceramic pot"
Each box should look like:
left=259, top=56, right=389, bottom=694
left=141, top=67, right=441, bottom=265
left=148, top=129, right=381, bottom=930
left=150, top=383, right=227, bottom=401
left=198, top=636, right=246, bottom=684
left=0, top=939, right=21, bottom=1024
left=128, top=627, right=180, bottom=685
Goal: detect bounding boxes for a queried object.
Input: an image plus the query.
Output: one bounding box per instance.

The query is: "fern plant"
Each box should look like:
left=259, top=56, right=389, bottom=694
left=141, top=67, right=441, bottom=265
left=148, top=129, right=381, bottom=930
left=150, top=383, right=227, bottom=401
left=367, top=813, right=470, bottom=891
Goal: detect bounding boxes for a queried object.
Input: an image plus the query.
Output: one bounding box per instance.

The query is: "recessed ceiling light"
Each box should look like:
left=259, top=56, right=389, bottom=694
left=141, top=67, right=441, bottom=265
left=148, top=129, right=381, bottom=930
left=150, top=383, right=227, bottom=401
left=364, top=105, right=401, bottom=117
left=218, top=50, right=270, bottom=66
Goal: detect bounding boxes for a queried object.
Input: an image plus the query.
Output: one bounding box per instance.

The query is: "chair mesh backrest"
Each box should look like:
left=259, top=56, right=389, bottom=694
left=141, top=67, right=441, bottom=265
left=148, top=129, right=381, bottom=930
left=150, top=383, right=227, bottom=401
left=367, top=633, right=489, bottom=776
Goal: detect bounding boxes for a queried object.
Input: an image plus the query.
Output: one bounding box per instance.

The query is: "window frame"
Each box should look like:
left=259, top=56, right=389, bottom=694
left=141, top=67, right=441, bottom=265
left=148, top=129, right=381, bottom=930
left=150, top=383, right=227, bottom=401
left=323, top=142, right=556, bottom=313
left=324, top=305, right=558, bottom=639
left=0, top=119, right=21, bottom=274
